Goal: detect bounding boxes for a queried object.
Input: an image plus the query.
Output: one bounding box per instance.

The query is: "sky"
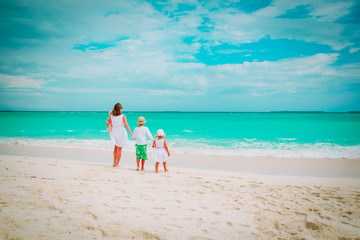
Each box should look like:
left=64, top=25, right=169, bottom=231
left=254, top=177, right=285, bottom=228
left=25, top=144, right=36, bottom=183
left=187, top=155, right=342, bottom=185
left=0, top=0, right=359, bottom=112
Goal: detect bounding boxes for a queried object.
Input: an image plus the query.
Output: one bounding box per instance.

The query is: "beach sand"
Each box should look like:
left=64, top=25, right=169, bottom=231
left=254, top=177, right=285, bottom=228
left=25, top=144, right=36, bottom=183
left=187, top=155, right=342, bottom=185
left=1, top=144, right=360, bottom=239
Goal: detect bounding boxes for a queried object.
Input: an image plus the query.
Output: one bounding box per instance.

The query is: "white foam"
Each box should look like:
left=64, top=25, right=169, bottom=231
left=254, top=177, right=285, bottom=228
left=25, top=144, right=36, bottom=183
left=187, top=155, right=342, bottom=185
left=244, top=138, right=257, bottom=141
left=182, top=130, right=194, bottom=133
left=169, top=139, right=360, bottom=159
left=0, top=137, right=359, bottom=159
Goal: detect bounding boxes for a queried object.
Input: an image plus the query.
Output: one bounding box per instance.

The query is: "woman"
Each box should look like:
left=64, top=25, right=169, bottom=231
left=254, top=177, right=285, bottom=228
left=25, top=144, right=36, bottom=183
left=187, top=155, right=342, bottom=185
left=108, top=103, right=133, bottom=167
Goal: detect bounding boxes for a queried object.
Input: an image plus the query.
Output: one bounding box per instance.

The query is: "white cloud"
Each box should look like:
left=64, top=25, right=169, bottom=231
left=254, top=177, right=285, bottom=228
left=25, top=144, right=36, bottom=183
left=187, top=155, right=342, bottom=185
left=204, top=53, right=347, bottom=96
left=0, top=74, right=47, bottom=89
left=349, top=48, right=360, bottom=54
left=45, top=87, right=117, bottom=93
left=256, top=0, right=354, bottom=22
left=310, top=1, right=353, bottom=22
left=148, top=89, right=202, bottom=96
left=207, top=0, right=357, bottom=50
left=208, top=8, right=350, bottom=50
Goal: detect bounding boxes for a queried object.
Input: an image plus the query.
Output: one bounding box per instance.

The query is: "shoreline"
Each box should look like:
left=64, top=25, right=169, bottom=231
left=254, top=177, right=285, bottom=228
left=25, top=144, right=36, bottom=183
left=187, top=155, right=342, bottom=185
left=1, top=143, right=360, bottom=178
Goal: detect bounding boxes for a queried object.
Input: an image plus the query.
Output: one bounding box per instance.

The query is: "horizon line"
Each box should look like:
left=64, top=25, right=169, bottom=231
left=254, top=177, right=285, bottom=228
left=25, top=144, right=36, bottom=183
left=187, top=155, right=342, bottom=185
left=1, top=110, right=359, bottom=113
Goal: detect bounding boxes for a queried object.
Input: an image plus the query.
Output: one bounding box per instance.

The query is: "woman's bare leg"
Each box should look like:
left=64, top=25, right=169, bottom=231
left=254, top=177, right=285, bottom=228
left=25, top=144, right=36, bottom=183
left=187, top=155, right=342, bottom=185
left=113, top=146, right=118, bottom=167
left=115, top=147, right=122, bottom=166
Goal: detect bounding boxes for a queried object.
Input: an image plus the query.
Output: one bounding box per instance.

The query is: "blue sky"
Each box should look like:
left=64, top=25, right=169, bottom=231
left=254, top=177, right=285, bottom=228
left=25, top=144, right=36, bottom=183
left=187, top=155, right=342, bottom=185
left=0, top=0, right=359, bottom=111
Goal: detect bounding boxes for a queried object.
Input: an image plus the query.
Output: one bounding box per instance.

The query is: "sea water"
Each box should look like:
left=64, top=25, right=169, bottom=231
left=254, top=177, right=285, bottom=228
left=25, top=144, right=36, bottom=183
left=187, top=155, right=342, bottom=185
left=0, top=111, right=359, bottom=159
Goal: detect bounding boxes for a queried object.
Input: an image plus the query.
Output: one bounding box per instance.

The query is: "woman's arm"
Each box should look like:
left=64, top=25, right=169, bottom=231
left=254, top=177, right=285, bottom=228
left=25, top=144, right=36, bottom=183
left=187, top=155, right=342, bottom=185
left=132, top=128, right=136, bottom=139
left=107, top=111, right=113, bottom=127
left=123, top=115, right=133, bottom=137
left=106, top=117, right=111, bottom=127
left=164, top=140, right=170, bottom=157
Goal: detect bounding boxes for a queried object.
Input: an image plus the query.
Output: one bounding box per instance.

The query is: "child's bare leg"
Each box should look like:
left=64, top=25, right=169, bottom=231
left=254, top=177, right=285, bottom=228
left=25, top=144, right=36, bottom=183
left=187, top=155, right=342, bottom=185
left=141, top=160, right=145, bottom=171
left=115, top=147, right=122, bottom=166
left=163, top=162, right=168, bottom=172
left=136, top=158, right=140, bottom=170
left=113, top=146, right=117, bottom=167
left=155, top=162, right=159, bottom=173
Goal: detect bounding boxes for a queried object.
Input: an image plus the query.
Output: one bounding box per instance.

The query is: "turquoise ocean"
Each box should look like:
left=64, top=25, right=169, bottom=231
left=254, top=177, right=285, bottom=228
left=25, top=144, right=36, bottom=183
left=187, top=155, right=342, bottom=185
left=0, top=111, right=359, bottom=159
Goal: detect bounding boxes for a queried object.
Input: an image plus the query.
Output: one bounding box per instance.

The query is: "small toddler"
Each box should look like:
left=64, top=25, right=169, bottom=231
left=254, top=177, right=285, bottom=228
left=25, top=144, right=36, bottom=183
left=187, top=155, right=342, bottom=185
left=152, top=129, right=170, bottom=173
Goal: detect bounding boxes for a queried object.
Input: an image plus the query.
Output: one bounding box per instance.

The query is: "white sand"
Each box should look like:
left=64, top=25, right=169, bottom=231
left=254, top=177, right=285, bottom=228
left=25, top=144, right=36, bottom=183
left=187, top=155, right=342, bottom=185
left=1, top=145, right=360, bottom=239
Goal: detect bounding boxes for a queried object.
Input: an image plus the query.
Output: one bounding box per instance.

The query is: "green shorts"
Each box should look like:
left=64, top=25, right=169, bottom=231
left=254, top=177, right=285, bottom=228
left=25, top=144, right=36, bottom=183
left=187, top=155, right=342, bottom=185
left=136, top=144, right=148, bottom=160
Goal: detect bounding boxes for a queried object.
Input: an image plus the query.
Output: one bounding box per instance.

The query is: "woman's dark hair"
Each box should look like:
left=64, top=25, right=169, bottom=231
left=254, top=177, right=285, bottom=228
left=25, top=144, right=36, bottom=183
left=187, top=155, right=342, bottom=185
left=112, top=103, right=122, bottom=116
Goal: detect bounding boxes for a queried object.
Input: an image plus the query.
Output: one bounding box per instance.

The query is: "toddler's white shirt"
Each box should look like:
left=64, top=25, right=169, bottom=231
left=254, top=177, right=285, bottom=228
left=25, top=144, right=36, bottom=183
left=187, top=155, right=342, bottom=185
left=133, top=126, right=153, bottom=145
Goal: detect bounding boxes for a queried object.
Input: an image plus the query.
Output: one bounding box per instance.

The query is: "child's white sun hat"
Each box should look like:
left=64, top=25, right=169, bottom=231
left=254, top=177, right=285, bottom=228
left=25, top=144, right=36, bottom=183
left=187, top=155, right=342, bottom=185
left=156, top=129, right=166, bottom=137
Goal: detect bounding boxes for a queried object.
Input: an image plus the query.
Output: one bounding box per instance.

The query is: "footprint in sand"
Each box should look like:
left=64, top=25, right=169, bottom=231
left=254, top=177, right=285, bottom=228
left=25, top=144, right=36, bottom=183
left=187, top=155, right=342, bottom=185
left=311, top=192, right=321, bottom=197
left=47, top=204, right=63, bottom=214
left=240, top=224, right=250, bottom=227
left=345, top=210, right=353, bottom=215
left=249, top=181, right=263, bottom=185
left=153, top=207, right=165, bottom=210
left=86, top=225, right=95, bottom=230
left=136, top=231, right=161, bottom=240
left=190, top=177, right=202, bottom=180
left=226, top=221, right=233, bottom=226
left=304, top=221, right=322, bottom=230
left=85, top=211, right=98, bottom=220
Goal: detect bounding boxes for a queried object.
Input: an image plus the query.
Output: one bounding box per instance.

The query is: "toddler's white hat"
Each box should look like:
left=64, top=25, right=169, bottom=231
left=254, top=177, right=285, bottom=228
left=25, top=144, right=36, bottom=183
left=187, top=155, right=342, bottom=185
left=156, top=129, right=166, bottom=137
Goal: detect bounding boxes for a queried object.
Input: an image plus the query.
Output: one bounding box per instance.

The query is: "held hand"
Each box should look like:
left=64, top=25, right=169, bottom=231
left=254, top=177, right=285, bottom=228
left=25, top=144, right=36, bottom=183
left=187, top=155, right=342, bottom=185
left=168, top=152, right=171, bottom=157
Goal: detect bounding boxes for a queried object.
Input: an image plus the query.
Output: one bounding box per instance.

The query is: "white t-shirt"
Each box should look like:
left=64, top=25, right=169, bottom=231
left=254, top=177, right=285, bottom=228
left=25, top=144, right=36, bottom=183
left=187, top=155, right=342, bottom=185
left=133, top=126, right=154, bottom=145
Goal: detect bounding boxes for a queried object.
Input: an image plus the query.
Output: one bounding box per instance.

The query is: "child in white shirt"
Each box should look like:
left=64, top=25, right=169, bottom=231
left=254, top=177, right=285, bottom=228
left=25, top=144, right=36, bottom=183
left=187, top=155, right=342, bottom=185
left=133, top=117, right=153, bottom=171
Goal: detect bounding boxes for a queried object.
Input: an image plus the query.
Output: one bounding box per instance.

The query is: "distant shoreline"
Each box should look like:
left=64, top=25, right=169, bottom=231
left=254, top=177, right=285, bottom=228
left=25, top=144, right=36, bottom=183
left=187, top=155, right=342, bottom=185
left=1, top=110, right=359, bottom=113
